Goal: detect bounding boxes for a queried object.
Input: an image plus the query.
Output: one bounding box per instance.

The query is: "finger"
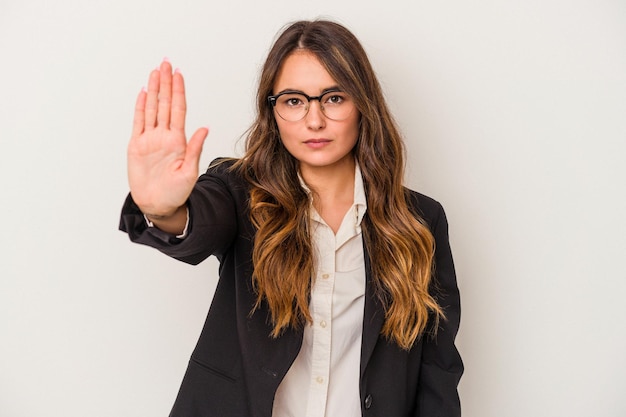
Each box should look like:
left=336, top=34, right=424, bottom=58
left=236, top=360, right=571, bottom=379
left=182, top=127, right=209, bottom=175
left=131, top=87, right=147, bottom=138
left=157, top=58, right=173, bottom=128
left=170, top=68, right=187, bottom=132
left=145, top=68, right=160, bottom=129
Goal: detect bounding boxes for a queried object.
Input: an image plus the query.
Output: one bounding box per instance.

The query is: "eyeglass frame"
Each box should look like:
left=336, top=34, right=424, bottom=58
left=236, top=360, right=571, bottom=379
left=267, top=88, right=354, bottom=122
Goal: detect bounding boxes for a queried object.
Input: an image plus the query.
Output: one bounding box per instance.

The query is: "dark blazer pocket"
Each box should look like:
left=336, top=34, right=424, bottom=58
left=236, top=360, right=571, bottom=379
left=190, top=356, right=238, bottom=383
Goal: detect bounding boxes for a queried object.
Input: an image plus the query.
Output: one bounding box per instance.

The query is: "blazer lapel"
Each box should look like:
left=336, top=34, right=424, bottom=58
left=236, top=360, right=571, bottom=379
left=360, top=238, right=385, bottom=377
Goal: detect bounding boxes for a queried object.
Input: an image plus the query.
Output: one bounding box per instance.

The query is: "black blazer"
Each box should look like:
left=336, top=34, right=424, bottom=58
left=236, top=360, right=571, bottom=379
left=120, top=159, right=463, bottom=417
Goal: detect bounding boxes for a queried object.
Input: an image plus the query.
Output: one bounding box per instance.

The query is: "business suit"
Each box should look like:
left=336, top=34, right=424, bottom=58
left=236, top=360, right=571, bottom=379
left=120, top=159, right=463, bottom=417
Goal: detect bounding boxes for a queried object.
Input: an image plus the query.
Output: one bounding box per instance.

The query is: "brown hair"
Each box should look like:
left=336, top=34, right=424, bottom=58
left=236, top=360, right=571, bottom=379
left=233, top=19, right=443, bottom=349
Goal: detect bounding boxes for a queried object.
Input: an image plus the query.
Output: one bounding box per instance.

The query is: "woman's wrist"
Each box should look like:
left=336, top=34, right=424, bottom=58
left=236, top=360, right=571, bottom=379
left=141, top=204, right=185, bottom=220
left=143, top=205, right=189, bottom=235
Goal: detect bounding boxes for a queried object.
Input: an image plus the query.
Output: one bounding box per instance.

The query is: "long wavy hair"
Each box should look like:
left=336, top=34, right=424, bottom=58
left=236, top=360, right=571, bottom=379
left=233, top=19, right=443, bottom=349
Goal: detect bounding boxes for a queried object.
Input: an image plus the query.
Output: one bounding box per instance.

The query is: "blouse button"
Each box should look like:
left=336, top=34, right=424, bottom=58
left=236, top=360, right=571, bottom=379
left=321, top=273, right=330, bottom=279
left=316, top=376, right=324, bottom=384
left=364, top=394, right=373, bottom=409
left=320, top=320, right=327, bottom=328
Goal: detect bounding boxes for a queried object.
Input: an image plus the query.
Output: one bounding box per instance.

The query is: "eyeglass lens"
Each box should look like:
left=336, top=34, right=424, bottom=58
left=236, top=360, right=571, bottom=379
left=273, top=91, right=353, bottom=122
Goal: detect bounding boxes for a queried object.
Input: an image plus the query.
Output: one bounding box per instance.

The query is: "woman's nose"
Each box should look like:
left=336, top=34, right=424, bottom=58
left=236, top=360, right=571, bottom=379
left=305, top=100, right=326, bottom=129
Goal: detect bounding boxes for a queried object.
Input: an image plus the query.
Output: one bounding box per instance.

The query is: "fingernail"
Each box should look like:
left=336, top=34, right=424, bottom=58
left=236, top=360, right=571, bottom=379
left=163, top=57, right=170, bottom=63
left=174, top=68, right=181, bottom=74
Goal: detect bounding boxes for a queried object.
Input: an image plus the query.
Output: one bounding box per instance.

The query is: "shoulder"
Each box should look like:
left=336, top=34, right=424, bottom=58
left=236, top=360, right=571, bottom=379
left=404, top=188, right=446, bottom=230
left=189, top=157, right=251, bottom=217
left=198, top=157, right=248, bottom=190
left=205, top=157, right=240, bottom=177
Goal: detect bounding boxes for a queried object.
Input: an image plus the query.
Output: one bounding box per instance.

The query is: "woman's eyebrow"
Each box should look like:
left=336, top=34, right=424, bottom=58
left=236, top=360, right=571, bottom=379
left=320, top=87, right=344, bottom=96
left=275, top=85, right=343, bottom=96
left=275, top=88, right=306, bottom=95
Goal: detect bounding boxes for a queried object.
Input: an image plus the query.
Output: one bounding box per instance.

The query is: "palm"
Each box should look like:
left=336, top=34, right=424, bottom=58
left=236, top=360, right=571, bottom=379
left=127, top=60, right=208, bottom=217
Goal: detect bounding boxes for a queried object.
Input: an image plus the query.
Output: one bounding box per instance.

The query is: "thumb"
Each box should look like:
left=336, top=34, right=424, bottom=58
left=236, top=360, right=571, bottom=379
left=183, top=126, right=209, bottom=172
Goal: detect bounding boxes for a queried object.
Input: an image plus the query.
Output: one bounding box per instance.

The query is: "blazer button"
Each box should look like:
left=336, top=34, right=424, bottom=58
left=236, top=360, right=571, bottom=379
left=364, top=394, right=373, bottom=409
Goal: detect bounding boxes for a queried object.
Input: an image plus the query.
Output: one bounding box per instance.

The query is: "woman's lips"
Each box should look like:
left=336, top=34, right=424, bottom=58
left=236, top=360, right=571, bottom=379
left=304, top=139, right=332, bottom=149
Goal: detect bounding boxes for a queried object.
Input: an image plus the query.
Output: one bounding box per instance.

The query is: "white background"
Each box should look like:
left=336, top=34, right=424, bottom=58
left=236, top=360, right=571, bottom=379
left=1, top=0, right=625, bottom=416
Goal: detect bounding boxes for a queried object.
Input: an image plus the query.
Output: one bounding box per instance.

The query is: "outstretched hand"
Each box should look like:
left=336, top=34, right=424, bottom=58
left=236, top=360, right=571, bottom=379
left=127, top=59, right=208, bottom=218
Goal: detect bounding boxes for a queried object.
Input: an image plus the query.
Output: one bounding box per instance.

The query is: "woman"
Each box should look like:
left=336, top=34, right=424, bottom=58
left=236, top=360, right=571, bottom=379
left=120, top=19, right=463, bottom=417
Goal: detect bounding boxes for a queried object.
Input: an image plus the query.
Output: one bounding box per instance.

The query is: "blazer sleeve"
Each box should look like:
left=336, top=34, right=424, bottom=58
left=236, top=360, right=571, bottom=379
left=417, top=202, right=464, bottom=417
left=118, top=159, right=239, bottom=265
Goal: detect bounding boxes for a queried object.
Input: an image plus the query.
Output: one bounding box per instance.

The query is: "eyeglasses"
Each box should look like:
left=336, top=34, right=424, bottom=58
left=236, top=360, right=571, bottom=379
left=267, top=89, right=355, bottom=122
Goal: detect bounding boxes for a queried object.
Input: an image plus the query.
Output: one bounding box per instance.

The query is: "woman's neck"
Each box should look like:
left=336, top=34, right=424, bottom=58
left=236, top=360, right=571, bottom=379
left=300, top=157, right=356, bottom=233
left=300, top=157, right=355, bottom=198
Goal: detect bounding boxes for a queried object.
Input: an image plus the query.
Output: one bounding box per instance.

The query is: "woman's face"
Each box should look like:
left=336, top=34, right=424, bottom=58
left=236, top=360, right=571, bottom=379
left=272, top=50, right=360, bottom=174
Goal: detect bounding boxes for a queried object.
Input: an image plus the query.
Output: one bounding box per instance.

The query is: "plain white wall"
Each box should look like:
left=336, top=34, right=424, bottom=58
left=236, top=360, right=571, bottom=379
left=1, top=0, right=625, bottom=416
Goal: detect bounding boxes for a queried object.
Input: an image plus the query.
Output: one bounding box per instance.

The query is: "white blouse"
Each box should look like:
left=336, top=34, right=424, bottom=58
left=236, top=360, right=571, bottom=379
left=272, top=164, right=367, bottom=417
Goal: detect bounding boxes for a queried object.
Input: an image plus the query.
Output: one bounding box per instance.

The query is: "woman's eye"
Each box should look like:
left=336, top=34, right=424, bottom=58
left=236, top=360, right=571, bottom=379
left=284, top=97, right=304, bottom=106
left=325, top=94, right=345, bottom=105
